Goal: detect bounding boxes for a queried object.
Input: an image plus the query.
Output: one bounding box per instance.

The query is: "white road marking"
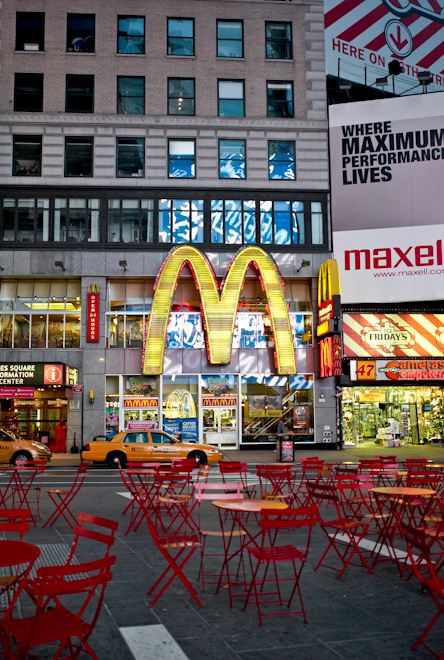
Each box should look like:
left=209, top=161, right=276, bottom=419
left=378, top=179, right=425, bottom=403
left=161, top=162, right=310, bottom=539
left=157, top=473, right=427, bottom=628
left=330, top=533, right=419, bottom=560
left=120, top=625, right=190, bottom=660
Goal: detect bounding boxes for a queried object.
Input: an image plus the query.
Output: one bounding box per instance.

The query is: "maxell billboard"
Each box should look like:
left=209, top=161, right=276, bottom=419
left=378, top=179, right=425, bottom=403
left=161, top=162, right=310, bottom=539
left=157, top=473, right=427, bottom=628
left=329, top=92, right=444, bottom=303
left=325, top=0, right=444, bottom=96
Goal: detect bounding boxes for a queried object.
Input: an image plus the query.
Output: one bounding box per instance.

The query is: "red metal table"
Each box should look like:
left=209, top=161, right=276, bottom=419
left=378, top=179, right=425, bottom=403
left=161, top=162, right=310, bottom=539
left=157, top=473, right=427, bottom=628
left=0, top=540, right=41, bottom=617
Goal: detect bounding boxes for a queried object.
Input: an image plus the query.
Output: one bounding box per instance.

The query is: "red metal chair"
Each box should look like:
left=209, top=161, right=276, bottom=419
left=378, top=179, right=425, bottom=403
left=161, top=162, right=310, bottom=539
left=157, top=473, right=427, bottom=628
left=306, top=481, right=373, bottom=579
left=145, top=505, right=202, bottom=608
left=292, top=458, right=325, bottom=505
left=0, top=556, right=116, bottom=660
left=242, top=506, right=316, bottom=626
left=401, top=524, right=444, bottom=660
left=193, top=482, right=246, bottom=592
left=43, top=463, right=89, bottom=528
left=219, top=462, right=256, bottom=499
left=256, top=465, right=293, bottom=505
left=0, top=509, right=31, bottom=540
left=13, top=460, right=46, bottom=521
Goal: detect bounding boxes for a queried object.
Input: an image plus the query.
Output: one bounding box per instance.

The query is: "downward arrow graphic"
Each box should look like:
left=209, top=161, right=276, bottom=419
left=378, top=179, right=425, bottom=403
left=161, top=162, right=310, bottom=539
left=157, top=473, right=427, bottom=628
left=390, top=25, right=408, bottom=51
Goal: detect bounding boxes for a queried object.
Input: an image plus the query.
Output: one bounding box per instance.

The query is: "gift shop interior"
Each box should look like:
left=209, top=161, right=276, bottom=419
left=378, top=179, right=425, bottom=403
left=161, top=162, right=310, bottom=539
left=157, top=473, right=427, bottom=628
left=342, top=385, right=444, bottom=447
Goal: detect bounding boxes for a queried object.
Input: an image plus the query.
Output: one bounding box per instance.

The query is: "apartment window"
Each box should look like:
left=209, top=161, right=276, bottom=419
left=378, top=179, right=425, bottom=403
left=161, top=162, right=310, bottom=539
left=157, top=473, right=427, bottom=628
left=54, top=199, right=100, bottom=243
left=168, top=18, right=194, bottom=56
left=108, top=200, right=153, bottom=243
left=217, top=20, right=243, bottom=57
left=168, top=78, right=195, bottom=115
left=219, top=140, right=246, bottom=179
left=260, top=200, right=305, bottom=245
left=311, top=202, right=324, bottom=244
left=117, top=16, right=145, bottom=54
left=16, top=12, right=45, bottom=51
left=168, top=140, right=195, bottom=178
left=2, top=198, right=49, bottom=242
left=14, top=74, right=43, bottom=112
left=64, top=137, right=93, bottom=177
left=66, top=14, right=95, bottom=52
left=13, top=136, right=42, bottom=177
left=268, top=141, right=295, bottom=180
left=211, top=200, right=256, bottom=244
left=218, top=80, right=244, bottom=117
left=267, top=81, right=293, bottom=118
left=66, top=75, right=94, bottom=113
left=159, top=199, right=204, bottom=243
left=116, top=138, right=145, bottom=178
left=265, top=22, right=292, bottom=59
left=117, top=77, right=144, bottom=115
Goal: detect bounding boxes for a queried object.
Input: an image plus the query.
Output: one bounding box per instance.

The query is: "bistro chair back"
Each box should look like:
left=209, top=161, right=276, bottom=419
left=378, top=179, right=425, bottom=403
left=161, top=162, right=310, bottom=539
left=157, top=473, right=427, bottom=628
left=171, top=457, right=198, bottom=469
left=400, top=523, right=444, bottom=660
left=242, top=506, right=317, bottom=626
left=0, top=556, right=116, bottom=660
left=219, top=462, right=256, bottom=498
left=0, top=508, right=31, bottom=540
left=256, top=465, right=293, bottom=503
left=43, top=463, right=89, bottom=528
left=12, top=461, right=46, bottom=523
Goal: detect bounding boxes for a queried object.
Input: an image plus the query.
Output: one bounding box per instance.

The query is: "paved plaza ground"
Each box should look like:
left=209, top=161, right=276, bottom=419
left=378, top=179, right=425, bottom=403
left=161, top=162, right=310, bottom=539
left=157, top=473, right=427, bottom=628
left=2, top=444, right=444, bottom=660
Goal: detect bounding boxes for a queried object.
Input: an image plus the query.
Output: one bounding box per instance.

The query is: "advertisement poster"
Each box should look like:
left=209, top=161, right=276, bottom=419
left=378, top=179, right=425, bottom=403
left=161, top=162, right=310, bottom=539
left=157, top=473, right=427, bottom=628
left=329, top=93, right=444, bottom=304
left=163, top=418, right=181, bottom=437
left=248, top=395, right=266, bottom=418
left=181, top=418, right=198, bottom=443
left=206, top=376, right=234, bottom=395
left=127, top=377, right=154, bottom=395
left=325, top=0, right=444, bottom=97
left=127, top=420, right=158, bottom=431
left=265, top=395, right=283, bottom=418
left=280, top=440, right=294, bottom=462
left=293, top=405, right=311, bottom=429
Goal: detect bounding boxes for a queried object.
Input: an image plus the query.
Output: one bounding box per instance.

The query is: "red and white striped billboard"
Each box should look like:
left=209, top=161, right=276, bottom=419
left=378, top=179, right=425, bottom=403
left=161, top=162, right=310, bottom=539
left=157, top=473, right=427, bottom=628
left=343, top=312, right=444, bottom=357
left=325, top=0, right=444, bottom=94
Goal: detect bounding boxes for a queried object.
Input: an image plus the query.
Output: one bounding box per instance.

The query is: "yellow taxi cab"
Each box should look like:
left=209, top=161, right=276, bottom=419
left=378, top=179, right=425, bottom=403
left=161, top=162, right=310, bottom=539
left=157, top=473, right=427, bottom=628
left=0, top=428, right=52, bottom=465
left=81, top=430, right=223, bottom=468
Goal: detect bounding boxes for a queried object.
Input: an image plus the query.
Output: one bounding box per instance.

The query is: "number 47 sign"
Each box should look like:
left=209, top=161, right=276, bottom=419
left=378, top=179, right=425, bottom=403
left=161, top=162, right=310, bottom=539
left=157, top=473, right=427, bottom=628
left=356, top=361, right=376, bottom=381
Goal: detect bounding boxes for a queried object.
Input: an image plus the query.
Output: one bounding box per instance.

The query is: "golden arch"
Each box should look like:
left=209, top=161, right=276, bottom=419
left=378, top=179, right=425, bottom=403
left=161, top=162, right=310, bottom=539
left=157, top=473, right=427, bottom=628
left=142, top=245, right=296, bottom=375
left=318, top=259, right=340, bottom=308
left=165, top=390, right=197, bottom=418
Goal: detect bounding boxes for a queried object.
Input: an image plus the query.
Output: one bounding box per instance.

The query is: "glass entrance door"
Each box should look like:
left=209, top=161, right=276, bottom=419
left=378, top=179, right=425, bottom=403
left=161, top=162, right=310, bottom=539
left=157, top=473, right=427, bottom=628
left=203, top=408, right=237, bottom=448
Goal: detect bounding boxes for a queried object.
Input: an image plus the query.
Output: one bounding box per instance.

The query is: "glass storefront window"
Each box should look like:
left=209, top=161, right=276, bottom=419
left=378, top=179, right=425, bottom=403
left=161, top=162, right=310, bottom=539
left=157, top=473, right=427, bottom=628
left=14, top=314, right=30, bottom=348
left=0, top=314, right=13, bottom=348
left=241, top=374, right=314, bottom=444
left=163, top=375, right=198, bottom=420
left=126, top=315, right=144, bottom=348
left=65, top=315, right=81, bottom=348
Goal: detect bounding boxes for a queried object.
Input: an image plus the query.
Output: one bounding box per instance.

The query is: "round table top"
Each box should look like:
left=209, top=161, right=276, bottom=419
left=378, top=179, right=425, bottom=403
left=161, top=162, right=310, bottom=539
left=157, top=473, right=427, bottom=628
left=212, top=499, right=288, bottom=512
left=0, top=540, right=41, bottom=567
left=371, top=486, right=436, bottom=496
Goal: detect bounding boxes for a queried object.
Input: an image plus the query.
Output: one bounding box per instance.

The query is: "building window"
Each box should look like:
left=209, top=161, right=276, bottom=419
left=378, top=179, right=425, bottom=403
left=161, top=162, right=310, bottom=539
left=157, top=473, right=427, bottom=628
left=168, top=140, right=195, bottom=178
left=311, top=202, right=324, bottom=244
left=66, top=75, right=94, bottom=113
left=168, top=78, right=195, bottom=116
left=211, top=200, right=256, bottom=245
left=13, top=136, right=42, bottom=177
left=108, top=199, right=154, bottom=243
left=159, top=199, right=204, bottom=243
left=64, top=137, right=93, bottom=177
left=265, top=22, right=292, bottom=59
left=2, top=198, right=49, bottom=242
left=260, top=201, right=305, bottom=245
left=218, top=80, right=244, bottom=117
left=14, top=74, right=43, bottom=112
left=267, top=81, right=293, bottom=118
left=219, top=140, right=246, bottom=179
left=54, top=199, right=100, bottom=243
left=16, top=12, right=45, bottom=51
left=217, top=20, right=243, bottom=58
left=167, top=18, right=194, bottom=56
left=117, top=16, right=145, bottom=54
left=116, top=138, right=145, bottom=178
left=117, top=77, right=144, bottom=115
left=66, top=14, right=95, bottom=52
left=268, top=141, right=295, bottom=180
left=0, top=279, right=81, bottom=349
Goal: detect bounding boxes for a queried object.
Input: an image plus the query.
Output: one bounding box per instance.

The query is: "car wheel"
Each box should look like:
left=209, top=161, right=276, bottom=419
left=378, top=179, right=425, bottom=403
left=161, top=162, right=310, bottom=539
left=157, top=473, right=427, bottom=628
left=12, top=451, right=32, bottom=466
left=187, top=451, right=207, bottom=467
left=107, top=452, right=127, bottom=469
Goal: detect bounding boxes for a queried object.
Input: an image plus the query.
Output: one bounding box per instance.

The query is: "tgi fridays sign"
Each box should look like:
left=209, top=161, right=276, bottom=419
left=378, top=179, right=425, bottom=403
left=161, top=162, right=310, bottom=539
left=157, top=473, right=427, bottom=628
left=343, top=313, right=444, bottom=358
left=87, top=283, right=99, bottom=342
left=351, top=359, right=444, bottom=382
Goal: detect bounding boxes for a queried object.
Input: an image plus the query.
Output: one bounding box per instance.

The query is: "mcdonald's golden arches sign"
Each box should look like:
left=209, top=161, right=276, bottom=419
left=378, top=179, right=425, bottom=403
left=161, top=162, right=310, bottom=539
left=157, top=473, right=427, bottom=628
left=142, top=245, right=296, bottom=376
